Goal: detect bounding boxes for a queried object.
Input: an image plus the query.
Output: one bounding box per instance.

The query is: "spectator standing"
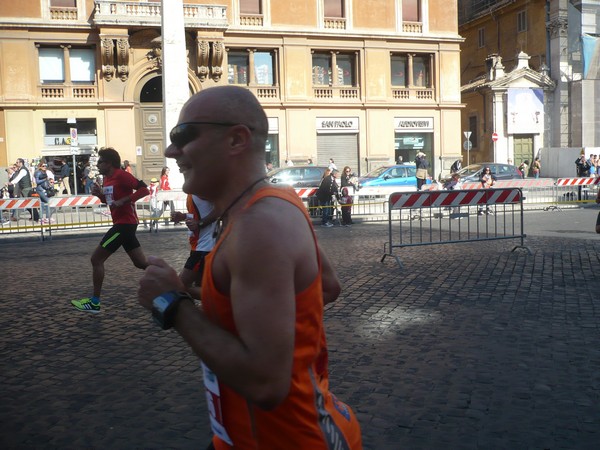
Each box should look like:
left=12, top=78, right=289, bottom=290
left=145, top=177, right=160, bottom=230
left=82, top=161, right=95, bottom=194
left=71, top=147, right=149, bottom=313
left=4, top=165, right=18, bottom=221
left=575, top=153, right=590, bottom=177
left=137, top=85, right=361, bottom=449
left=443, top=172, right=463, bottom=218
left=1, top=165, right=17, bottom=224
left=532, top=157, right=541, bottom=178
left=589, top=154, right=597, bottom=177
left=415, top=151, right=429, bottom=190
left=518, top=160, right=529, bottom=178
left=316, top=168, right=338, bottom=227
left=58, top=158, right=72, bottom=195
left=450, top=157, right=462, bottom=174
left=4, top=165, right=16, bottom=198
left=123, top=160, right=133, bottom=175
left=8, top=158, right=38, bottom=221
left=285, top=158, right=294, bottom=166
left=397, top=155, right=404, bottom=164
left=339, top=187, right=353, bottom=226
left=307, top=158, right=314, bottom=165
left=340, top=166, right=356, bottom=226
left=328, top=158, right=338, bottom=172
left=478, top=166, right=496, bottom=215
left=34, top=161, right=54, bottom=224
left=159, top=166, right=175, bottom=225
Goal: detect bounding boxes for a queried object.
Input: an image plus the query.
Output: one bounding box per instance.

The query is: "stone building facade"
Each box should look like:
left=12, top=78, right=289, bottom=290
left=0, top=0, right=463, bottom=181
left=458, top=0, right=600, bottom=168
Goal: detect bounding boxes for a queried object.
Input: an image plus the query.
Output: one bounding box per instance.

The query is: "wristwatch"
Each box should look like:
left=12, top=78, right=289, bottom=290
left=152, top=291, right=194, bottom=330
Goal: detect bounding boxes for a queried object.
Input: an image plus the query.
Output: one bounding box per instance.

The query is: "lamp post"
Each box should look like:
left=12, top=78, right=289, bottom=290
left=67, top=118, right=78, bottom=195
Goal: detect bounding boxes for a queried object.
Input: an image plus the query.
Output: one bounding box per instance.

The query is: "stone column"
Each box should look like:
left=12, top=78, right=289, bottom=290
left=162, top=0, right=189, bottom=189
left=547, top=0, right=570, bottom=147
left=491, top=90, right=506, bottom=163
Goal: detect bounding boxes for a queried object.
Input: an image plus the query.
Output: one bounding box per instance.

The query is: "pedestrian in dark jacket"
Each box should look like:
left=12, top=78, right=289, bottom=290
left=415, top=152, right=429, bottom=190
left=575, top=154, right=590, bottom=177
left=316, top=169, right=338, bottom=227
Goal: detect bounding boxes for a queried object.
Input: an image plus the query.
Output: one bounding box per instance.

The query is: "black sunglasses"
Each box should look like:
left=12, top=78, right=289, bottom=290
left=169, top=122, right=253, bottom=148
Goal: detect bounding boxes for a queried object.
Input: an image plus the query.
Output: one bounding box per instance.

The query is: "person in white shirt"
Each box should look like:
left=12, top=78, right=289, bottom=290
left=328, top=158, right=338, bottom=172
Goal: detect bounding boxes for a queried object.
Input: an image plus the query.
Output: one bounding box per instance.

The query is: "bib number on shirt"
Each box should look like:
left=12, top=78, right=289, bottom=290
left=103, top=185, right=114, bottom=206
left=202, top=362, right=233, bottom=445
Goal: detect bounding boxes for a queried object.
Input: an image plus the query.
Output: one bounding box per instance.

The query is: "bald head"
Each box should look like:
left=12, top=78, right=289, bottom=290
left=183, top=86, right=269, bottom=152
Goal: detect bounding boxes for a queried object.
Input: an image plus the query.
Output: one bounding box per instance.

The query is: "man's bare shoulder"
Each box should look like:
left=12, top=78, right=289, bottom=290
left=223, top=193, right=318, bottom=293
left=236, top=194, right=310, bottom=237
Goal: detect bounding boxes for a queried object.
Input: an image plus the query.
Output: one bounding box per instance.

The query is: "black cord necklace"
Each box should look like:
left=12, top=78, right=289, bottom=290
left=212, top=176, right=267, bottom=240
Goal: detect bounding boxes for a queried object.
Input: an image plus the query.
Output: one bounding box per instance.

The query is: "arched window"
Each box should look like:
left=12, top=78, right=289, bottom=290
left=140, top=77, right=162, bottom=103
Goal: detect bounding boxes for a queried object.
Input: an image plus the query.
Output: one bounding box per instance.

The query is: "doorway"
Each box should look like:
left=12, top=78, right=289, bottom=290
left=136, top=76, right=165, bottom=182
left=513, top=135, right=533, bottom=169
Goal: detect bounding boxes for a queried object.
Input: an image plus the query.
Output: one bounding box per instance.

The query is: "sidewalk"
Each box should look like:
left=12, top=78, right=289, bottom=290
left=0, top=217, right=598, bottom=449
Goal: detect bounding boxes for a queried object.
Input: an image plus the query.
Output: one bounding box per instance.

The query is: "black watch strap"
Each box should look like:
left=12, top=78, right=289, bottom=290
left=152, top=291, right=194, bottom=330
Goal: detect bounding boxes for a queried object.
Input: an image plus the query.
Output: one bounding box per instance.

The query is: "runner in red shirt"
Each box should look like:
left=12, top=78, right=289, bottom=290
left=71, top=147, right=150, bottom=313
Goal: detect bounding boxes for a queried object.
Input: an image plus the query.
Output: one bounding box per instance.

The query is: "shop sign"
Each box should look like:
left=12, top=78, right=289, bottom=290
left=394, top=117, right=434, bottom=131
left=316, top=117, right=359, bottom=133
left=268, top=117, right=279, bottom=134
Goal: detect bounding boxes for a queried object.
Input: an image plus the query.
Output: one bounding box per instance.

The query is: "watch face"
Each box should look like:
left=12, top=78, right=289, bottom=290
left=153, top=295, right=171, bottom=312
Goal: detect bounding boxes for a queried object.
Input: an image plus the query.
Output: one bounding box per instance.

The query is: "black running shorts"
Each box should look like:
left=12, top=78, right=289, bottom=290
left=184, top=250, right=210, bottom=273
left=100, top=224, right=141, bottom=253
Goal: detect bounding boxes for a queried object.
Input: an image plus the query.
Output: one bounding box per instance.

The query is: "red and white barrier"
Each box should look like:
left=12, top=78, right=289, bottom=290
left=49, top=195, right=102, bottom=207
left=295, top=188, right=317, bottom=198
left=0, top=198, right=40, bottom=209
left=382, top=188, right=529, bottom=267
left=389, top=188, right=522, bottom=209
left=425, top=178, right=556, bottom=191
left=556, top=177, right=600, bottom=186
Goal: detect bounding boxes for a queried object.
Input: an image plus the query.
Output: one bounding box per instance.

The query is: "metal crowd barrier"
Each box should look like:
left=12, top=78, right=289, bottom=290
left=2, top=180, right=598, bottom=241
left=548, top=177, right=600, bottom=210
left=381, top=188, right=532, bottom=268
left=0, top=191, right=188, bottom=240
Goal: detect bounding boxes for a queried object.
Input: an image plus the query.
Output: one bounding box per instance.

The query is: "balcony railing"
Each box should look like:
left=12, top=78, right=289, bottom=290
left=39, top=84, right=97, bottom=100
left=313, top=86, right=359, bottom=100
left=324, top=17, right=346, bottom=30
left=93, top=0, right=228, bottom=28
left=392, top=87, right=434, bottom=101
left=50, top=7, right=78, bottom=20
left=251, top=86, right=279, bottom=100
left=240, top=14, right=263, bottom=26
left=402, top=21, right=423, bottom=33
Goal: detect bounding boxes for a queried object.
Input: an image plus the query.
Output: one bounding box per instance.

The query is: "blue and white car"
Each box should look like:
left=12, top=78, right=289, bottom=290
left=358, top=164, right=430, bottom=191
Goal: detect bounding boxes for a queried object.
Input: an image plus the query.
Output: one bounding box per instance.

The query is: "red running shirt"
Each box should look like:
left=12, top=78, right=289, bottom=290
left=100, top=169, right=149, bottom=224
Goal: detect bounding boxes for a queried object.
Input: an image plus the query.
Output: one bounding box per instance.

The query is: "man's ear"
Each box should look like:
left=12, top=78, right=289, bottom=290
left=227, top=124, right=253, bottom=155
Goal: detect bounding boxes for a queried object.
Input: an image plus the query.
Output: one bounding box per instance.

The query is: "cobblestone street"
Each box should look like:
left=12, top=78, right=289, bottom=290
left=1, top=210, right=599, bottom=449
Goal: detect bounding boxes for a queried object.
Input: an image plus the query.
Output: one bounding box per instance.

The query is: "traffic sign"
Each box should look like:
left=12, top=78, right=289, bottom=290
left=70, top=127, right=78, bottom=147
left=463, top=140, right=472, bottom=151
left=463, top=131, right=472, bottom=139
left=492, top=132, right=499, bottom=142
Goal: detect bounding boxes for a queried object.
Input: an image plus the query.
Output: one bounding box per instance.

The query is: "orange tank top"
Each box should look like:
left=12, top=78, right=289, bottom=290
left=200, top=186, right=362, bottom=449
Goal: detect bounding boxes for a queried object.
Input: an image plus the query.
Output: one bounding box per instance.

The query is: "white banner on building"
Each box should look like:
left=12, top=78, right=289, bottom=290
left=507, top=88, right=543, bottom=134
